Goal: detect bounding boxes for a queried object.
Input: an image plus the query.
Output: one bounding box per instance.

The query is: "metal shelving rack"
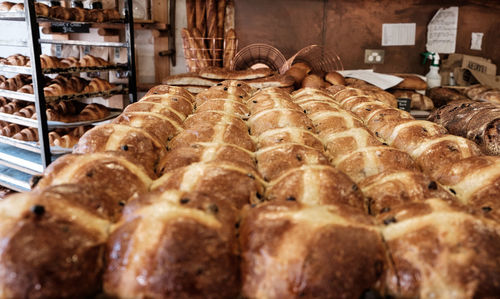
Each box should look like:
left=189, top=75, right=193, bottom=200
left=0, top=0, right=137, bottom=191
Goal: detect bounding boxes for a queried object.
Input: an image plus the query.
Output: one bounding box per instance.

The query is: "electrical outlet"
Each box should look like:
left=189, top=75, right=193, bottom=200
left=365, top=49, right=385, bottom=64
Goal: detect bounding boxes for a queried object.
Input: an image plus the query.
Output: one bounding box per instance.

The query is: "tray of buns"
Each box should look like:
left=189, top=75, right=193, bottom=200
left=45, top=108, right=121, bottom=128
left=44, top=85, right=126, bottom=102
left=0, top=2, right=123, bottom=23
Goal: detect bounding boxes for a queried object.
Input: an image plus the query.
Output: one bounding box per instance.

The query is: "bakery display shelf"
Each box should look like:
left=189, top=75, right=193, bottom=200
left=0, top=165, right=31, bottom=192
left=0, top=135, right=70, bottom=155
left=44, top=86, right=127, bottom=102
left=0, top=64, right=31, bottom=74
left=42, top=63, right=129, bottom=75
left=0, top=111, right=37, bottom=127
left=0, top=63, right=128, bottom=75
left=0, top=109, right=120, bottom=129
left=0, top=89, right=35, bottom=102
left=0, top=11, right=25, bottom=21
left=39, top=39, right=128, bottom=48
left=0, top=142, right=44, bottom=174
left=0, top=40, right=27, bottom=48
left=46, top=109, right=121, bottom=129
left=37, top=17, right=125, bottom=25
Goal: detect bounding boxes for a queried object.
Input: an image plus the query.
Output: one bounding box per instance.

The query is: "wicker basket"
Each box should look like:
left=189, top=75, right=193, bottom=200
left=280, top=45, right=343, bottom=74
left=182, top=36, right=238, bottom=72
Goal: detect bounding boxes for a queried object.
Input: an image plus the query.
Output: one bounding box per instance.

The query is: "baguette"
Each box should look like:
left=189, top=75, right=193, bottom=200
left=195, top=0, right=206, bottom=36
left=185, top=0, right=196, bottom=30
left=216, top=0, right=226, bottom=66
left=206, top=0, right=217, bottom=64
left=191, top=28, right=211, bottom=69
left=223, top=28, right=236, bottom=68
left=181, top=28, right=199, bottom=72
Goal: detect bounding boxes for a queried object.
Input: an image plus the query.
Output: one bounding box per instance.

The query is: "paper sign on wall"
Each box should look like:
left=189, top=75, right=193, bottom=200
left=382, top=23, right=416, bottom=46
left=426, top=6, right=458, bottom=54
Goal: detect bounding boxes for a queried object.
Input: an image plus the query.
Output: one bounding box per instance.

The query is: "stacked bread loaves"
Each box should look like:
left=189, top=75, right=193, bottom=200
left=0, top=82, right=499, bottom=298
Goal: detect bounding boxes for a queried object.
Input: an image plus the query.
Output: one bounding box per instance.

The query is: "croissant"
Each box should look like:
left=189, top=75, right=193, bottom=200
left=60, top=56, right=80, bottom=68
left=0, top=75, right=6, bottom=83
left=44, top=83, right=75, bottom=97
left=77, top=103, right=110, bottom=121
left=79, top=54, right=110, bottom=67
left=83, top=78, right=115, bottom=93
left=5, top=54, right=29, bottom=66
left=69, top=125, right=92, bottom=137
left=8, top=3, right=23, bottom=12
left=12, top=127, right=38, bottom=141
left=35, top=2, right=50, bottom=17
left=85, top=9, right=105, bottom=22
left=17, top=83, right=34, bottom=94
left=0, top=2, right=14, bottom=11
left=1, top=123, right=21, bottom=137
left=0, top=97, right=8, bottom=106
left=49, top=6, right=72, bottom=20
left=13, top=104, right=36, bottom=118
left=39, top=54, right=65, bottom=69
left=68, top=7, right=86, bottom=22
left=48, top=131, right=61, bottom=145
left=0, top=101, right=23, bottom=114
left=53, top=134, right=79, bottom=148
left=102, top=9, right=121, bottom=21
left=48, top=100, right=84, bottom=115
left=0, top=74, right=31, bottom=91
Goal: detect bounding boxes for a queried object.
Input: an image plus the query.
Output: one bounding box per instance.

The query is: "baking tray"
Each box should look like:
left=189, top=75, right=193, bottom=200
left=44, top=86, right=127, bottom=102
left=0, top=135, right=74, bottom=155
left=0, top=63, right=128, bottom=75
left=46, top=109, right=121, bottom=128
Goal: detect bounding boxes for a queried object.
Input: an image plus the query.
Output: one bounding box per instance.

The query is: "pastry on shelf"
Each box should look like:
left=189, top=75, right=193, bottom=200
left=77, top=103, right=110, bottom=121
left=34, top=2, right=50, bottom=17
left=0, top=123, right=21, bottom=137
left=43, top=83, right=76, bottom=97
left=7, top=2, right=22, bottom=12
left=0, top=74, right=31, bottom=91
left=48, top=6, right=72, bottom=20
left=51, top=75, right=88, bottom=93
left=4, top=53, right=29, bottom=66
left=79, top=54, right=111, bottom=68
left=0, top=100, right=24, bottom=114
left=26, top=54, right=65, bottom=69
left=12, top=127, right=38, bottom=141
left=0, top=96, right=8, bottom=106
left=13, top=104, right=36, bottom=118
left=85, top=9, right=105, bottom=22
left=60, top=56, right=80, bottom=68
left=0, top=1, right=14, bottom=12
left=102, top=9, right=121, bottom=21
left=17, top=83, right=33, bottom=94
left=69, top=7, right=86, bottom=22
left=82, top=78, right=115, bottom=93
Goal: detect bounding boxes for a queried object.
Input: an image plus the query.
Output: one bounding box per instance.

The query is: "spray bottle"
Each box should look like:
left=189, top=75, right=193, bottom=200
left=422, top=52, right=442, bottom=88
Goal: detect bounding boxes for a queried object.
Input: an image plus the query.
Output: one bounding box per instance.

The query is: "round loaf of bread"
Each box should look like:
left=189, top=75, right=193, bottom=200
left=103, top=190, right=240, bottom=299
left=377, top=198, right=500, bottom=298
left=0, top=190, right=110, bottom=298
left=240, top=201, right=386, bottom=298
